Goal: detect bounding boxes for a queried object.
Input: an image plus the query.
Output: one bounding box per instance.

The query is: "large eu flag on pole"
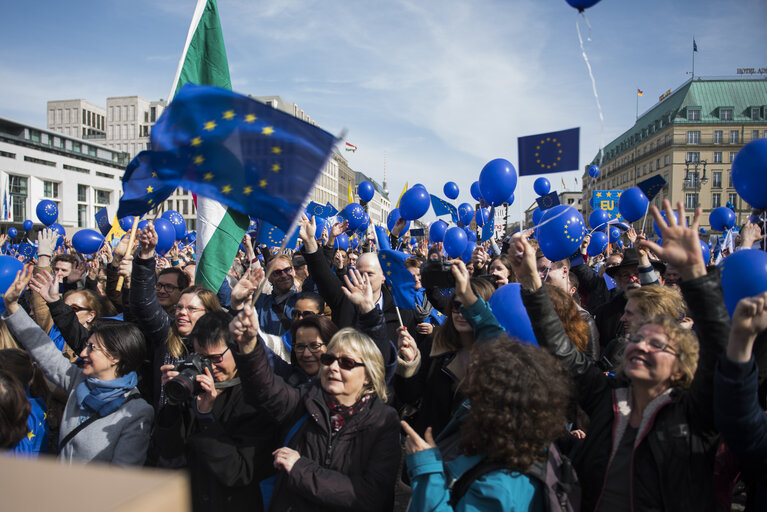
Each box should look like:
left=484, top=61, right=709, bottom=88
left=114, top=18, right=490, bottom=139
left=116, top=152, right=177, bottom=218
left=517, top=127, right=580, bottom=177
left=147, top=84, right=338, bottom=234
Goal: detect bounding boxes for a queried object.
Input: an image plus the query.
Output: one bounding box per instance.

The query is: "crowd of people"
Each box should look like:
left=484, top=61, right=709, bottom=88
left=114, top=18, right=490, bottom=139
left=0, top=200, right=765, bottom=511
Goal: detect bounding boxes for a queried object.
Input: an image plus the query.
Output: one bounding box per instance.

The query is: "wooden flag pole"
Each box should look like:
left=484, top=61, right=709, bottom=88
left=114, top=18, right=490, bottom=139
left=116, top=217, right=139, bottom=292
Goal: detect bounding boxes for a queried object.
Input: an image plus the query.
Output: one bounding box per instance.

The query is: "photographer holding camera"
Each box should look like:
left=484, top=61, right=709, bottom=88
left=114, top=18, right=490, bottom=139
left=154, top=311, right=276, bottom=512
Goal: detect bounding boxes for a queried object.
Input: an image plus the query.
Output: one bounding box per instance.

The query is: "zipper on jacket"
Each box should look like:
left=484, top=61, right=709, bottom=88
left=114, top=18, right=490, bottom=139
left=323, top=434, right=335, bottom=467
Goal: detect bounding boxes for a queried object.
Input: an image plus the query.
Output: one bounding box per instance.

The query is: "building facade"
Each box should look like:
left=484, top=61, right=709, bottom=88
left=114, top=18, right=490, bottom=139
left=46, top=99, right=106, bottom=140
left=0, top=116, right=129, bottom=235
left=581, top=78, right=767, bottom=230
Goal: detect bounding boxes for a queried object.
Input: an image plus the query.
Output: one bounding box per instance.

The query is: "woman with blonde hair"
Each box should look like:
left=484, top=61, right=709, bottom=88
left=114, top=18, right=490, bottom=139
left=231, top=302, right=401, bottom=512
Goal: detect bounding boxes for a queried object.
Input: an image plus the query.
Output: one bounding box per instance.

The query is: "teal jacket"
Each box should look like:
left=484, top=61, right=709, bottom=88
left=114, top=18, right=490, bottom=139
left=460, top=296, right=505, bottom=342
left=406, top=447, right=544, bottom=511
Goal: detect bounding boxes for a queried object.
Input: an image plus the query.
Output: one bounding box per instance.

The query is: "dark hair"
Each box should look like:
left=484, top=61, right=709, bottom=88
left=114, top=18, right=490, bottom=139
left=289, top=314, right=339, bottom=348
left=0, top=349, right=50, bottom=406
left=293, top=291, right=325, bottom=315
left=52, top=254, right=78, bottom=267
left=63, top=289, right=102, bottom=320
left=404, top=257, right=423, bottom=270
left=189, top=311, right=233, bottom=349
left=432, top=277, right=495, bottom=353
left=158, top=267, right=190, bottom=291
left=488, top=255, right=516, bottom=282
left=0, top=370, right=31, bottom=449
left=460, top=339, right=571, bottom=470
left=90, top=320, right=146, bottom=377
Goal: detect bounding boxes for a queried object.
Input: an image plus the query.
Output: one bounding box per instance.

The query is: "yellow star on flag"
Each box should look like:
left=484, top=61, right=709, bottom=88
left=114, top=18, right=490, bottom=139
left=259, top=179, right=268, bottom=188
left=146, top=185, right=154, bottom=193
left=245, top=114, right=257, bottom=123
left=191, top=137, right=202, bottom=146
left=151, top=172, right=158, bottom=178
left=204, top=120, right=217, bottom=131
left=203, top=173, right=214, bottom=181
left=596, top=192, right=603, bottom=198
left=222, top=185, right=232, bottom=194
left=271, top=146, right=282, bottom=155
left=271, top=163, right=281, bottom=173
left=193, top=155, right=205, bottom=165
left=262, top=126, right=274, bottom=136
left=27, top=431, right=35, bottom=441
left=243, top=186, right=253, bottom=195
left=222, top=110, right=235, bottom=120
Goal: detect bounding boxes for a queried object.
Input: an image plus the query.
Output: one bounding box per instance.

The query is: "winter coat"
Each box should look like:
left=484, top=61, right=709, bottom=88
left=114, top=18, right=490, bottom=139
left=234, top=338, right=401, bottom=512
left=521, top=270, right=728, bottom=512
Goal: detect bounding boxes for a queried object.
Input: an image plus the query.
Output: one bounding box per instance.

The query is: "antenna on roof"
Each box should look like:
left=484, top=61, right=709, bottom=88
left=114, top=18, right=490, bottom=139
left=382, top=151, right=389, bottom=195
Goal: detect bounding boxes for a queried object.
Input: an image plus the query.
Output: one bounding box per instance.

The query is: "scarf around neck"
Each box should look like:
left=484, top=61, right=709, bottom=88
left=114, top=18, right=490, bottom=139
left=75, top=372, right=138, bottom=417
left=324, top=392, right=374, bottom=434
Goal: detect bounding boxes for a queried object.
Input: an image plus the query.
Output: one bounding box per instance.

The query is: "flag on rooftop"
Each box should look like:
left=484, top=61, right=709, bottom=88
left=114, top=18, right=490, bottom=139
left=637, top=89, right=643, bottom=96
left=517, top=127, right=580, bottom=177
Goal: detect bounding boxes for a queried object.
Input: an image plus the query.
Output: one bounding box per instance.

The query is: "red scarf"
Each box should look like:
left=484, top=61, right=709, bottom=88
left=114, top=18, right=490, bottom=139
left=324, top=392, right=373, bottom=434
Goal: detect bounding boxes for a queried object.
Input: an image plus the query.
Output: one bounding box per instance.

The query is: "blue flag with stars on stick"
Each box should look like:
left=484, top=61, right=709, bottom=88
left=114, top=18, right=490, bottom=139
left=430, top=194, right=458, bottom=220
left=117, top=151, right=177, bottom=218
left=95, top=207, right=111, bottom=237
left=637, top=175, right=667, bottom=201
left=481, top=208, right=495, bottom=242
left=148, top=84, right=337, bottom=234
left=306, top=201, right=334, bottom=219
left=378, top=249, right=417, bottom=309
left=535, top=192, right=561, bottom=211
left=517, top=127, right=580, bottom=177
left=252, top=220, right=299, bottom=249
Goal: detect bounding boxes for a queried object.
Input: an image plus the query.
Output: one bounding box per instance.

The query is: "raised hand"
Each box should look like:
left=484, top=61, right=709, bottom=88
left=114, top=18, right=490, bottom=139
left=398, top=327, right=419, bottom=362
left=67, top=260, right=87, bottom=283
left=195, top=367, right=219, bottom=414
left=342, top=268, right=376, bottom=313
left=297, top=214, right=318, bottom=253
left=507, top=232, right=541, bottom=291
left=30, top=269, right=62, bottom=303
left=230, top=265, right=265, bottom=310
left=272, top=447, right=301, bottom=473
left=727, top=291, right=767, bottom=364
left=229, top=303, right=260, bottom=354
left=401, top=421, right=436, bottom=455
left=3, top=263, right=34, bottom=314
left=37, top=228, right=58, bottom=261
left=639, top=200, right=705, bottom=281
left=138, top=222, right=158, bottom=259
left=450, top=259, right=477, bottom=308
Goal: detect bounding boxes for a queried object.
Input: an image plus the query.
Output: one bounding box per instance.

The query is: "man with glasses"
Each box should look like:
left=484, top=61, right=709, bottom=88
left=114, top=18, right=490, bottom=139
left=155, top=268, right=190, bottom=311
left=254, top=254, right=299, bottom=337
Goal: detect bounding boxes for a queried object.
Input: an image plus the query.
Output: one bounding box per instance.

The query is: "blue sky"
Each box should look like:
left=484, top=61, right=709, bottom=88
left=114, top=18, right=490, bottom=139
left=1, top=0, right=765, bottom=219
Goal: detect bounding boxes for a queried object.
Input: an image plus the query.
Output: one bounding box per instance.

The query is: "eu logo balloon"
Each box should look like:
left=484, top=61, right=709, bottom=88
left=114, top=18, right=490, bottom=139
left=357, top=181, right=375, bottom=203
left=536, top=205, right=586, bottom=262
left=588, top=209, right=610, bottom=231
left=119, top=216, right=135, bottom=232
left=167, top=211, right=186, bottom=240
left=36, top=200, right=58, bottom=226
left=609, top=226, right=621, bottom=244
left=443, top=227, right=468, bottom=258
left=709, top=206, right=737, bottom=232
left=732, top=139, right=767, bottom=209
left=399, top=187, right=430, bottom=221
left=720, top=249, right=767, bottom=316
left=458, top=203, right=474, bottom=226
left=534, top=177, right=551, bottom=196
left=72, top=229, right=105, bottom=255
left=479, top=158, right=518, bottom=207
left=342, top=203, right=366, bottom=231
left=588, top=165, right=600, bottom=178
left=443, top=182, right=459, bottom=200
left=618, top=187, right=649, bottom=223
left=429, top=220, right=448, bottom=243
left=333, top=233, right=350, bottom=251
left=22, top=220, right=33, bottom=232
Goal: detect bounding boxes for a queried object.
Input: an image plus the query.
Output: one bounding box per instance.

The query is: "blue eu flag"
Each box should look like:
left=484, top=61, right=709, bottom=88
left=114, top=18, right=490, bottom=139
left=253, top=220, right=299, bottom=249
left=149, top=84, right=338, bottom=233
left=637, top=175, right=666, bottom=201
left=535, top=192, right=561, bottom=211
left=481, top=209, right=495, bottom=242
left=517, top=127, right=580, bottom=176
left=94, top=207, right=111, bottom=236
left=374, top=225, right=391, bottom=251
left=116, top=152, right=177, bottom=218
left=430, top=194, right=458, bottom=220
left=306, top=201, right=335, bottom=219
left=378, top=250, right=417, bottom=309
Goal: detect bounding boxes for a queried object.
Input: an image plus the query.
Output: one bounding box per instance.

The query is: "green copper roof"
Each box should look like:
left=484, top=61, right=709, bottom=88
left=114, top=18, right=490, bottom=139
left=590, top=78, right=767, bottom=165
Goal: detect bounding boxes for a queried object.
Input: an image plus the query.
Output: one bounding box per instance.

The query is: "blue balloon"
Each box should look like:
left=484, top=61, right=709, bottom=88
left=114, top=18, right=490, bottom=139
left=137, top=220, right=149, bottom=231
left=357, top=181, right=375, bottom=203
left=475, top=208, right=490, bottom=227
left=466, top=229, right=478, bottom=243
left=470, top=181, right=482, bottom=201
left=488, top=283, right=537, bottom=345
left=7, top=228, right=17, bottom=239
left=50, top=223, right=66, bottom=238
left=618, top=187, right=649, bottom=223
left=709, top=206, right=737, bottom=232
left=154, top=218, right=176, bottom=255
left=532, top=208, right=543, bottom=225
left=479, top=158, right=518, bottom=207
left=615, top=240, right=624, bottom=250
left=429, top=220, right=448, bottom=243
left=356, top=213, right=370, bottom=236
left=333, top=233, right=350, bottom=251
left=461, top=241, right=477, bottom=263
left=700, top=240, right=711, bottom=266
left=720, top=249, right=767, bottom=316
left=342, top=203, right=366, bottom=231
left=699, top=228, right=706, bottom=235
left=458, top=203, right=475, bottom=226
left=72, top=229, right=105, bottom=255
left=443, top=182, right=460, bottom=200
left=350, top=237, right=359, bottom=250
left=409, top=237, right=418, bottom=246
left=399, top=187, right=430, bottom=221
left=166, top=212, right=186, bottom=240
left=566, top=0, right=602, bottom=11
left=119, top=216, right=135, bottom=232
left=653, top=210, right=682, bottom=238
left=0, top=255, right=24, bottom=314
left=36, top=200, right=58, bottom=226
left=609, top=226, right=621, bottom=244
left=588, top=165, right=600, bottom=178
left=506, top=193, right=515, bottom=205
left=587, top=231, right=609, bottom=256
left=534, top=177, right=551, bottom=196
left=588, top=209, right=610, bottom=231
left=387, top=208, right=410, bottom=234
left=535, top=205, right=586, bottom=262
left=443, top=227, right=468, bottom=258
left=22, top=220, right=33, bottom=232
left=732, top=138, right=767, bottom=209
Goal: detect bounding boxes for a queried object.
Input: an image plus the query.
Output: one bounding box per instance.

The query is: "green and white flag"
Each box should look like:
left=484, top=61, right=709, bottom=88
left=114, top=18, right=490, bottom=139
left=168, top=0, right=249, bottom=292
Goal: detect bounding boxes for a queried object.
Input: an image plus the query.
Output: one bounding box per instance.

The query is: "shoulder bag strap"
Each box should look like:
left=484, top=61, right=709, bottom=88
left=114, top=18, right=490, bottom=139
left=59, top=394, right=141, bottom=453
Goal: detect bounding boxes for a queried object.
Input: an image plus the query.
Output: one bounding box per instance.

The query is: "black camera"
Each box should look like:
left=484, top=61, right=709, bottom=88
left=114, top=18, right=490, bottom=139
left=164, top=354, right=214, bottom=404
left=477, top=274, right=498, bottom=285
left=420, top=260, right=455, bottom=289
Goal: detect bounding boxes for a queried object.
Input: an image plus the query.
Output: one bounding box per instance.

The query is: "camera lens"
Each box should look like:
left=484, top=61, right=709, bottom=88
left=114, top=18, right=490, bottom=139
left=164, top=370, right=197, bottom=403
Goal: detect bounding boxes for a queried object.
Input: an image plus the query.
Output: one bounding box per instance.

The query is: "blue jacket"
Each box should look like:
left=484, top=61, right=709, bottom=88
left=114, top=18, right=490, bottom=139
left=254, top=290, right=298, bottom=337
left=406, top=448, right=543, bottom=511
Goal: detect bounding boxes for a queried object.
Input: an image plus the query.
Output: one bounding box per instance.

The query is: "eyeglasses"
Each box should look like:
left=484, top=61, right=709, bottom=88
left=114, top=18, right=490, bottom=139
left=626, top=334, right=678, bottom=356
left=206, top=346, right=230, bottom=364
left=174, top=305, right=206, bottom=314
left=84, top=342, right=103, bottom=354
left=295, top=342, right=324, bottom=353
left=271, top=267, right=294, bottom=277
left=292, top=310, right=318, bottom=319
left=69, top=304, right=91, bottom=313
left=319, top=353, right=365, bottom=371
left=156, top=282, right=180, bottom=292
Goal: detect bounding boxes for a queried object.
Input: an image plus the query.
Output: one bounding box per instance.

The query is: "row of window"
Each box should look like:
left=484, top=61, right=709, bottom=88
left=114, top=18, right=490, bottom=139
left=6, top=175, right=112, bottom=224
left=25, top=128, right=124, bottom=163
left=686, top=151, right=738, bottom=164
left=687, top=129, right=764, bottom=145
left=684, top=192, right=740, bottom=210
left=687, top=106, right=764, bottom=122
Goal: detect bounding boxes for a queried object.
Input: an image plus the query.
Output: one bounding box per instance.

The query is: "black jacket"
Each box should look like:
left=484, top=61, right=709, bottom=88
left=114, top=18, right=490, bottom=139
left=521, top=270, right=728, bottom=512
left=47, top=297, right=89, bottom=354
left=154, top=382, right=277, bottom=512
left=234, top=338, right=401, bottom=512
left=571, top=261, right=619, bottom=314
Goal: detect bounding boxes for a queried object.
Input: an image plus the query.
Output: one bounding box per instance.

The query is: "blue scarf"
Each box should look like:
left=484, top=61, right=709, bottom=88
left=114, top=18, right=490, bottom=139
left=75, top=372, right=138, bottom=417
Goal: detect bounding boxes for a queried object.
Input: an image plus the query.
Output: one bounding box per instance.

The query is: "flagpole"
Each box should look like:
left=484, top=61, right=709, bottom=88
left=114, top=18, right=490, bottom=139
left=636, top=92, right=639, bottom=121
left=692, top=36, right=695, bottom=79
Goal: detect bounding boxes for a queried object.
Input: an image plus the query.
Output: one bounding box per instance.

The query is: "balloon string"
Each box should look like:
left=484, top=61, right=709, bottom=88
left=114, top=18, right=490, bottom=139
left=576, top=16, right=604, bottom=167
left=587, top=217, right=622, bottom=236
left=762, top=212, right=766, bottom=252
left=580, top=10, right=593, bottom=40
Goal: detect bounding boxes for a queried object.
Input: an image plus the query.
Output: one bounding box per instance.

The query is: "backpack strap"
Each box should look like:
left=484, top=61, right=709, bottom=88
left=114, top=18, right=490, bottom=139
left=59, top=393, right=141, bottom=453
left=283, top=413, right=309, bottom=446
left=448, top=459, right=509, bottom=508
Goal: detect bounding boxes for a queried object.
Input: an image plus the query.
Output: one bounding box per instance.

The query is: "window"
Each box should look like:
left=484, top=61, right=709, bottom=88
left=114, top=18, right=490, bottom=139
left=714, top=130, right=723, bottom=144
left=77, top=204, right=88, bottom=228
left=687, top=131, right=700, bottom=144
left=685, top=171, right=699, bottom=188
left=78, top=184, right=88, bottom=202
left=656, top=158, right=660, bottom=169
left=664, top=155, right=670, bottom=166
left=0, top=150, right=15, bottom=159
left=72, top=141, right=81, bottom=153
left=23, top=156, right=56, bottom=167
left=95, top=190, right=110, bottom=205
left=730, top=131, right=739, bottom=144
left=9, top=176, right=27, bottom=222
left=712, top=193, right=721, bottom=208
left=712, top=171, right=722, bottom=189
left=753, top=130, right=760, bottom=141
left=713, top=152, right=723, bottom=163
left=43, top=181, right=59, bottom=199
left=95, top=171, right=114, bottom=179
left=730, top=152, right=737, bottom=163
left=728, top=193, right=738, bottom=207
left=686, top=152, right=700, bottom=163
left=685, top=193, right=699, bottom=209
left=728, top=171, right=733, bottom=188
left=720, top=108, right=733, bottom=121
left=665, top=134, right=671, bottom=144
left=687, top=109, right=700, bottom=121
left=64, top=164, right=89, bottom=174
left=181, top=200, right=189, bottom=215
left=751, top=107, right=761, bottom=119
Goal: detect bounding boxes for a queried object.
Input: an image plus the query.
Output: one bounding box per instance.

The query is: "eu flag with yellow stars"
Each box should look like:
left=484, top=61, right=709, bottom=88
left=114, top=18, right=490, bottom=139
left=637, top=175, right=667, bottom=201
left=481, top=208, right=495, bottom=242
left=18, top=242, right=36, bottom=260
left=517, top=127, right=580, bottom=177
left=116, top=151, right=177, bottom=218
left=149, top=84, right=337, bottom=234
left=430, top=194, right=458, bottom=220
left=592, top=190, right=624, bottom=221
left=307, top=201, right=334, bottom=219
left=94, top=207, right=111, bottom=236
left=535, top=192, right=561, bottom=211
left=253, top=220, right=299, bottom=249
left=378, top=249, right=417, bottom=309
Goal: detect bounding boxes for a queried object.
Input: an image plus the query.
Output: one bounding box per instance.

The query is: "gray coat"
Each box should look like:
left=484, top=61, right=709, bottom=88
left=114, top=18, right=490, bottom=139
left=3, top=307, right=153, bottom=465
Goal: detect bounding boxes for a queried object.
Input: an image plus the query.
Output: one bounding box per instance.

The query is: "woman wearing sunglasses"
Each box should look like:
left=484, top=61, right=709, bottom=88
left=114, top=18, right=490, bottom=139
left=2, top=264, right=153, bottom=465
left=231, top=303, right=401, bottom=512
left=508, top=201, right=729, bottom=511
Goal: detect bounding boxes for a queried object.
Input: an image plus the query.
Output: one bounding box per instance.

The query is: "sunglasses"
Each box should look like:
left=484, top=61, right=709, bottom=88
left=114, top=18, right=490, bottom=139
left=319, top=353, right=364, bottom=371
left=206, top=346, right=230, bottom=364
left=69, top=304, right=92, bottom=313
left=271, top=267, right=294, bottom=277
left=292, top=309, right=317, bottom=319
